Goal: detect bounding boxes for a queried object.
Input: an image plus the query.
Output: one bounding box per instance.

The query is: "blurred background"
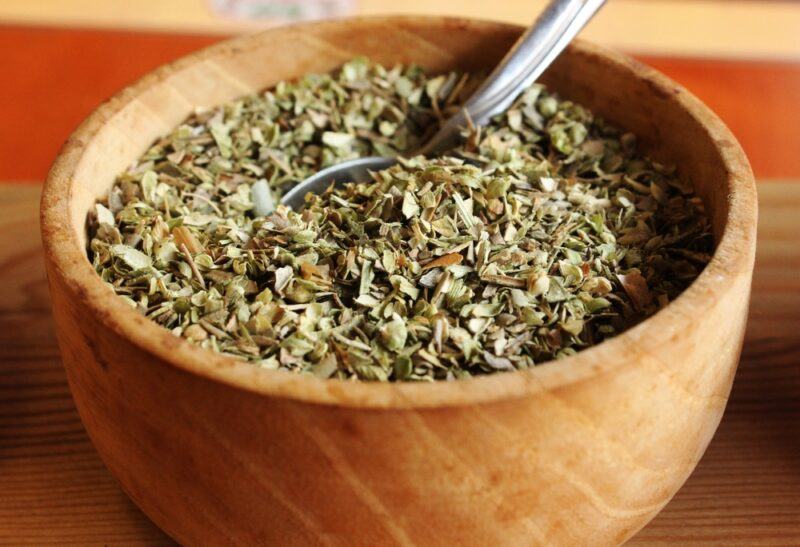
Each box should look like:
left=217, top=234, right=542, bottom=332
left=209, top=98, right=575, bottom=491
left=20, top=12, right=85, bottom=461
left=0, top=0, right=798, bottom=184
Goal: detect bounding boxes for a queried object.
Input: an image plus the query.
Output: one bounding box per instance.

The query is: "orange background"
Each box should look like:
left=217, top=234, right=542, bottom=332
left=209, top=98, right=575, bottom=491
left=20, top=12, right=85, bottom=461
left=1, top=24, right=799, bottom=182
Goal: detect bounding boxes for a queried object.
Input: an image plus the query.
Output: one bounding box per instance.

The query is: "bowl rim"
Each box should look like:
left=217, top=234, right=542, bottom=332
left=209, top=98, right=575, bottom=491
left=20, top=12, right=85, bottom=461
left=40, top=15, right=757, bottom=409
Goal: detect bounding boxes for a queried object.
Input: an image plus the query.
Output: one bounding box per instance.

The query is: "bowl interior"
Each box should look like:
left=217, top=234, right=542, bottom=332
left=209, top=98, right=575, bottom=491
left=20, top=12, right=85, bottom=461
left=43, top=17, right=755, bottom=407
left=63, top=20, right=732, bottom=248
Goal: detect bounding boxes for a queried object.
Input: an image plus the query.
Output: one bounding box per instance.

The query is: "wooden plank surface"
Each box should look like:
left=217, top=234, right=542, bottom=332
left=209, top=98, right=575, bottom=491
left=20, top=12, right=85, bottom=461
left=0, top=181, right=798, bottom=544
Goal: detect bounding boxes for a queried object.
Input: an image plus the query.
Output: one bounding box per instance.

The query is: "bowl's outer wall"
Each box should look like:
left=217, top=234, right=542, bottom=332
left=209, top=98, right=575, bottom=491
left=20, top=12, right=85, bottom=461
left=42, top=17, right=756, bottom=547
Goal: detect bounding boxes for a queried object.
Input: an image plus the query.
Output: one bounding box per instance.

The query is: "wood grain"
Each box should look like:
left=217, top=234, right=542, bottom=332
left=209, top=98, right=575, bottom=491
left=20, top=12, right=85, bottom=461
left=0, top=185, right=169, bottom=544
left=2, top=181, right=797, bottom=544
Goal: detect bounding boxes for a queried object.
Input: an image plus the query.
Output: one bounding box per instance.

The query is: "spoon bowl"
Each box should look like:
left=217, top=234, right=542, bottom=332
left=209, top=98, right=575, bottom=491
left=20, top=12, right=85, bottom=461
left=285, top=0, right=605, bottom=206
left=280, top=156, right=396, bottom=209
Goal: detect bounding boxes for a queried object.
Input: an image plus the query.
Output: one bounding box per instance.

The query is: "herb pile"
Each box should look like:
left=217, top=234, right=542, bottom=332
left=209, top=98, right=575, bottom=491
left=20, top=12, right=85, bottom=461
left=89, top=58, right=712, bottom=381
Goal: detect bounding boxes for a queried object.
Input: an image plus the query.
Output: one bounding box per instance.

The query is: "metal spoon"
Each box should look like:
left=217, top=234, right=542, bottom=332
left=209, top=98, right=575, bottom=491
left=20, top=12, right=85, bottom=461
left=281, top=0, right=606, bottom=210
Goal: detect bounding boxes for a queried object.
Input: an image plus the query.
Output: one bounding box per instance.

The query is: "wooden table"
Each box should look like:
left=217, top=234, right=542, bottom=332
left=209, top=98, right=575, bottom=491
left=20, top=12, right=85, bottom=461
left=1, top=182, right=798, bottom=544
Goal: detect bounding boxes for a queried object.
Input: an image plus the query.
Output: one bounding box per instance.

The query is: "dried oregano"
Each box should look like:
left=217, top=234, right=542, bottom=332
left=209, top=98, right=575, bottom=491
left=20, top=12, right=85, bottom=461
left=89, top=58, right=712, bottom=381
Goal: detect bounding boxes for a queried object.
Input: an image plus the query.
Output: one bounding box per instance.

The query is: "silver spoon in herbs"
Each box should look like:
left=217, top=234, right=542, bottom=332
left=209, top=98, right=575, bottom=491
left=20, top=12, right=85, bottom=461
left=278, top=0, right=607, bottom=211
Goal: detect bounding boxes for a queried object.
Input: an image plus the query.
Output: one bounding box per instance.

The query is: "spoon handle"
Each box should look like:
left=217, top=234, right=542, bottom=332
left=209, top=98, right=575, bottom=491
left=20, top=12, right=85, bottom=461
left=418, top=0, right=606, bottom=156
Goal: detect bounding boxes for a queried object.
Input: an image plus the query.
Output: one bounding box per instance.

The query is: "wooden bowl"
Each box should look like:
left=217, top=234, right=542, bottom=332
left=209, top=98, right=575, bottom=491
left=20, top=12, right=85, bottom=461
left=40, top=16, right=757, bottom=546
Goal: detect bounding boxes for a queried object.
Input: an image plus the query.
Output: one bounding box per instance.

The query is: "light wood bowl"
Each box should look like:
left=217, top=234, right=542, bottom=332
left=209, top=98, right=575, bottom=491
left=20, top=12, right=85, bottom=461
left=40, top=17, right=757, bottom=546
